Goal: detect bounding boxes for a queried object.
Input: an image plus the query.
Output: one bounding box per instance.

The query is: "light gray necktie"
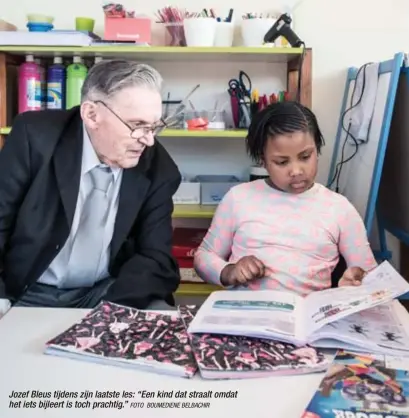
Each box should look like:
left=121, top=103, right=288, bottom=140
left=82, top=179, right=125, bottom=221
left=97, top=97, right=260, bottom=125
left=64, top=165, right=113, bottom=288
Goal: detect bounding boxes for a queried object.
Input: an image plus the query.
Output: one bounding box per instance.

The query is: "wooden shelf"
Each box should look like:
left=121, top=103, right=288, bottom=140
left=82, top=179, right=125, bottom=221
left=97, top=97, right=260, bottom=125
left=0, top=126, right=246, bottom=138
left=0, top=45, right=304, bottom=63
left=173, top=204, right=217, bottom=218
left=175, top=282, right=221, bottom=296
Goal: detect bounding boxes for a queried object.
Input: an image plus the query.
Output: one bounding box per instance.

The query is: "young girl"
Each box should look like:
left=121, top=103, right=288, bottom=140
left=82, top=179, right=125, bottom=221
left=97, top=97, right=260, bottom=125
left=194, top=101, right=377, bottom=295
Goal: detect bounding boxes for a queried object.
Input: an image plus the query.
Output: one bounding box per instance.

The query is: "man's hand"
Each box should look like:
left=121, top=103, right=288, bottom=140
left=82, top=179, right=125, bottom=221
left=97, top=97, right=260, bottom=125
left=221, top=256, right=272, bottom=287
left=338, top=266, right=367, bottom=287
left=0, top=299, right=11, bottom=319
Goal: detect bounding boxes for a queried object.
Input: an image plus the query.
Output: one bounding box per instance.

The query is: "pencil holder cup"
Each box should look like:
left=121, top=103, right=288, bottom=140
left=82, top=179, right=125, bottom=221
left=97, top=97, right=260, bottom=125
left=183, top=111, right=209, bottom=130
left=240, top=18, right=276, bottom=46
left=214, top=21, right=234, bottom=47
left=164, top=22, right=186, bottom=46
left=184, top=110, right=226, bottom=130
left=75, top=17, right=95, bottom=32
left=184, top=17, right=216, bottom=47
left=202, top=110, right=226, bottom=129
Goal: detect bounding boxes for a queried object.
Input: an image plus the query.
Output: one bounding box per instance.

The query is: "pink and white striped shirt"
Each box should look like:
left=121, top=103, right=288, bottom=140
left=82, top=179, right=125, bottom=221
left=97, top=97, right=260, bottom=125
left=194, top=180, right=377, bottom=296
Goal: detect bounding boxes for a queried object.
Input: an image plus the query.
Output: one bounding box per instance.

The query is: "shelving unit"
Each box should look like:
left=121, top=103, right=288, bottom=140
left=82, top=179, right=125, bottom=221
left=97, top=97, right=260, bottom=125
left=0, top=45, right=305, bottom=62
left=173, top=204, right=217, bottom=219
left=0, top=126, right=247, bottom=138
left=0, top=45, right=312, bottom=300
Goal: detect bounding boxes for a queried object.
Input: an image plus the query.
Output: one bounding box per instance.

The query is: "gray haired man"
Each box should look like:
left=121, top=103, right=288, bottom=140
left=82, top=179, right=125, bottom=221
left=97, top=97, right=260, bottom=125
left=0, top=60, right=182, bottom=315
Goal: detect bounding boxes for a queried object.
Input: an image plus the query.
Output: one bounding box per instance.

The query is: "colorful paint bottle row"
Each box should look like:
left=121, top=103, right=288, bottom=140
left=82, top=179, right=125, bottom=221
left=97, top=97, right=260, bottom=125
left=18, top=55, right=100, bottom=113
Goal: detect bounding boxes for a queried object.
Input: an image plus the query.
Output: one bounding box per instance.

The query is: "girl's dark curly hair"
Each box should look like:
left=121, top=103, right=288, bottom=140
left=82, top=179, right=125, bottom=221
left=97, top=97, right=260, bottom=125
left=245, top=101, right=325, bottom=164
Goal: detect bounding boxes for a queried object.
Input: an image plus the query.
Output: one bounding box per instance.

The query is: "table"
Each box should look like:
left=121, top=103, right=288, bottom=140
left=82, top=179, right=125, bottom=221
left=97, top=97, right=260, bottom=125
left=0, top=307, right=325, bottom=418
left=0, top=303, right=408, bottom=418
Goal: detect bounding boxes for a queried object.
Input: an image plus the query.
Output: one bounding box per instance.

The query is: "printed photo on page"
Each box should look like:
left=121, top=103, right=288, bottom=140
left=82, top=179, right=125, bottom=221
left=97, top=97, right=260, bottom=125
left=308, top=302, right=409, bottom=356
left=303, top=260, right=409, bottom=335
left=187, top=290, right=301, bottom=344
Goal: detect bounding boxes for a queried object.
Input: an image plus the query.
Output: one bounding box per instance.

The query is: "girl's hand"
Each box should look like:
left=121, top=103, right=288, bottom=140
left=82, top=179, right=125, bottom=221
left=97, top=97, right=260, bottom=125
left=338, top=266, right=367, bottom=287
left=221, top=256, right=272, bottom=286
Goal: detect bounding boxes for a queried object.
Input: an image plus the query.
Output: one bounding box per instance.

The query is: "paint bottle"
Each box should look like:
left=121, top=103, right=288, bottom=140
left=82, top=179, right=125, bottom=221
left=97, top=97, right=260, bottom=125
left=47, top=57, right=66, bottom=109
left=18, top=54, right=41, bottom=113
left=35, top=58, right=46, bottom=109
left=66, top=56, right=88, bottom=109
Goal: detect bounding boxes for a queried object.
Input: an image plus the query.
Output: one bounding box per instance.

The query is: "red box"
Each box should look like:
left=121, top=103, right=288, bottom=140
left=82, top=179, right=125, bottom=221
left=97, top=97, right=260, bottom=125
left=172, top=228, right=207, bottom=283
left=104, top=16, right=152, bottom=44
left=172, top=228, right=207, bottom=260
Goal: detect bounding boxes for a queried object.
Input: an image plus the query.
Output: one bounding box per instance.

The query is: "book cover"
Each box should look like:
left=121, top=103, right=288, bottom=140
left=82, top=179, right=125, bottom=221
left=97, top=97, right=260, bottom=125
left=302, top=350, right=409, bottom=418
left=45, top=301, right=197, bottom=378
left=179, top=305, right=329, bottom=379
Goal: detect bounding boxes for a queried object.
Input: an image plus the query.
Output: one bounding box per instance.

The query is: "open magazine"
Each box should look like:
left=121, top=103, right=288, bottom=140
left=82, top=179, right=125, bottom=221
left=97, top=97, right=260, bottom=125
left=302, top=350, right=409, bottom=418
left=187, top=261, right=409, bottom=355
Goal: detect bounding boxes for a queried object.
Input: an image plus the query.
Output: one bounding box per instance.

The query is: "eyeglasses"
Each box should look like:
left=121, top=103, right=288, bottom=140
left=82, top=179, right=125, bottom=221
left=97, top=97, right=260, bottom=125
left=94, top=83, right=201, bottom=139
left=95, top=100, right=167, bottom=140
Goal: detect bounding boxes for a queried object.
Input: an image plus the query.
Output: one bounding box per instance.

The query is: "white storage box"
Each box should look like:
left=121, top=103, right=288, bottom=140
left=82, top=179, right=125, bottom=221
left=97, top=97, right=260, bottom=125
left=194, top=175, right=241, bottom=205
left=173, top=182, right=201, bottom=204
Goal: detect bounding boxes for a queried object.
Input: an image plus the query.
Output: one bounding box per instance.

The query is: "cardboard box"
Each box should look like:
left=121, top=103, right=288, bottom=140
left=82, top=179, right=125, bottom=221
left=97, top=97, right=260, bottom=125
left=104, top=16, right=151, bottom=44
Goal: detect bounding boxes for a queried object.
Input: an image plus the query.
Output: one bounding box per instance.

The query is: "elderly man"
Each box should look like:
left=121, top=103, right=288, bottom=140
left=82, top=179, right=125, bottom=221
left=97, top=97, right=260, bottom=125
left=0, top=59, right=181, bottom=316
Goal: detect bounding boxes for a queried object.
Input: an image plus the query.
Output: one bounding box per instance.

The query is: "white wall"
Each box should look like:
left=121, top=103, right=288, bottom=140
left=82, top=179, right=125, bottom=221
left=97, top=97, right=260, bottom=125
left=2, top=0, right=408, bottom=266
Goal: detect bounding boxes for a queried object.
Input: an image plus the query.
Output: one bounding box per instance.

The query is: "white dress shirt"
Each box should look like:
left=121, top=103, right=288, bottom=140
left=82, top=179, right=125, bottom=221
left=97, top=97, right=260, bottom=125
left=37, top=126, right=123, bottom=288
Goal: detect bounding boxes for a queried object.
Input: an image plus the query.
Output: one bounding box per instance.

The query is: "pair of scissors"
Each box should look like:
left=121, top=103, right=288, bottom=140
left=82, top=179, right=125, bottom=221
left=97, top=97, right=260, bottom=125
left=228, top=70, right=252, bottom=101
left=228, top=82, right=241, bottom=128
left=227, top=76, right=251, bottom=128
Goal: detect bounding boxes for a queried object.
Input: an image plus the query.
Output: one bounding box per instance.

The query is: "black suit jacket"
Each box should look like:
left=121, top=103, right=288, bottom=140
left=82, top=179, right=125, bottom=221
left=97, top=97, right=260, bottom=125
left=0, top=107, right=182, bottom=308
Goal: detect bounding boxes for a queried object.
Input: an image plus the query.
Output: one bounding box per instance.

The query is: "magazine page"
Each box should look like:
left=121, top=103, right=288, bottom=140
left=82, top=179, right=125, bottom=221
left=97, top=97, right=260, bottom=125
left=302, top=350, right=409, bottom=418
left=186, top=290, right=305, bottom=344
left=179, top=305, right=330, bottom=380
left=303, top=261, right=409, bottom=336
left=309, top=302, right=409, bottom=356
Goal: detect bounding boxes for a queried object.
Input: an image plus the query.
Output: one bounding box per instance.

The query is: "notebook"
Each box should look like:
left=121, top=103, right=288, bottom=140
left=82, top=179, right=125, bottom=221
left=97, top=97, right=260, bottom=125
left=179, top=305, right=330, bottom=380
left=45, top=301, right=197, bottom=378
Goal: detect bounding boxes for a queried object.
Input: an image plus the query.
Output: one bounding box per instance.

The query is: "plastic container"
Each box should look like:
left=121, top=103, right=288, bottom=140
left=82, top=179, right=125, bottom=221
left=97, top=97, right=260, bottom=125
left=187, top=117, right=208, bottom=130
left=184, top=110, right=226, bottom=130
left=27, top=22, right=53, bottom=32
left=214, top=22, right=234, bottom=47
left=66, top=56, right=88, bottom=109
left=164, top=22, right=186, bottom=46
left=194, top=175, right=241, bottom=205
left=27, top=14, right=54, bottom=24
left=47, top=56, right=66, bottom=109
left=184, top=17, right=216, bottom=47
left=34, top=59, right=46, bottom=109
left=249, top=166, right=269, bottom=181
left=18, top=54, right=41, bottom=113
left=240, top=18, right=276, bottom=46
left=75, top=17, right=95, bottom=32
